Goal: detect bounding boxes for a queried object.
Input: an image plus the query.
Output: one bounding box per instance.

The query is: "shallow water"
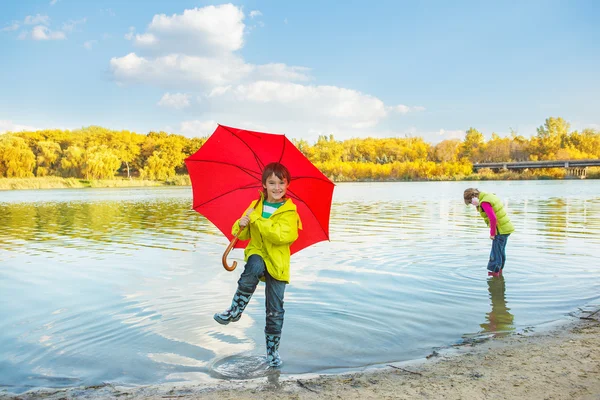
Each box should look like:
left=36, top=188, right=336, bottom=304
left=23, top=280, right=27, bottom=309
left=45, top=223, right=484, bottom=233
left=1, top=181, right=599, bottom=393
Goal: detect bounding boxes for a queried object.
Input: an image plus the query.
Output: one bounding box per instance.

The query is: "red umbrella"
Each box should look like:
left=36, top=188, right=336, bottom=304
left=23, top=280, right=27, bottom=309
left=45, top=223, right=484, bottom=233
left=185, top=124, right=334, bottom=271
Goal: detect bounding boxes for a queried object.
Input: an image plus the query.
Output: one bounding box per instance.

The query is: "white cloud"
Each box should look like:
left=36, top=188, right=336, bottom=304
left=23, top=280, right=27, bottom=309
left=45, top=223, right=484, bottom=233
left=110, top=53, right=251, bottom=87
left=134, top=33, right=157, bottom=45
left=247, top=10, right=265, bottom=31
left=0, top=120, right=36, bottom=133
left=157, top=93, right=191, bottom=109
left=134, top=4, right=245, bottom=56
left=438, top=129, right=465, bottom=140
left=24, top=14, right=50, bottom=25
left=392, top=105, right=410, bottom=113
left=50, top=0, right=59, bottom=5
left=31, top=25, right=66, bottom=40
left=16, top=15, right=82, bottom=41
left=111, top=6, right=310, bottom=88
left=1, top=22, right=20, bottom=32
left=390, top=104, right=426, bottom=114
left=62, top=18, right=86, bottom=33
left=84, top=40, right=97, bottom=50
left=109, top=4, right=423, bottom=141
left=206, top=81, right=389, bottom=129
left=208, top=86, right=232, bottom=97
left=110, top=52, right=312, bottom=88
left=254, top=63, right=311, bottom=82
left=179, top=120, right=218, bottom=137
left=124, top=27, right=135, bottom=40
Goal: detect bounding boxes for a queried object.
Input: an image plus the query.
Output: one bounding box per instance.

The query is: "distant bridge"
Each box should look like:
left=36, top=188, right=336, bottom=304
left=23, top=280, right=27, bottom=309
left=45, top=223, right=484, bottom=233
left=472, top=159, right=600, bottom=178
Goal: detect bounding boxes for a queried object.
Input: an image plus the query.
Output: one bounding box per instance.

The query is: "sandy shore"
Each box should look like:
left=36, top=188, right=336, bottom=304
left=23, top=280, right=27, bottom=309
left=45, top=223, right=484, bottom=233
left=3, top=310, right=599, bottom=400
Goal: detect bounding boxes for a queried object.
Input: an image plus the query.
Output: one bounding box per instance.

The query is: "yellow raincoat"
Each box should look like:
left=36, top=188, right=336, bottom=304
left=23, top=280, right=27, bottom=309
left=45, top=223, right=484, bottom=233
left=231, top=195, right=302, bottom=283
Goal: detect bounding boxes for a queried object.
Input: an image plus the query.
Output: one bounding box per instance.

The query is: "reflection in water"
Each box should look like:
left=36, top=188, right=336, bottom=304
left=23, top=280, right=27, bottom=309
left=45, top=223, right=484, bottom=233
left=0, top=198, right=219, bottom=252
left=0, top=182, right=599, bottom=394
left=480, top=276, right=515, bottom=336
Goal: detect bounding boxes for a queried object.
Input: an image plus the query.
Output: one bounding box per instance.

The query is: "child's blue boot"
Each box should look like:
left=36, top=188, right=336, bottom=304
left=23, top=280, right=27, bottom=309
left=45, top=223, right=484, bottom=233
left=213, top=289, right=252, bottom=325
left=265, top=334, right=282, bottom=367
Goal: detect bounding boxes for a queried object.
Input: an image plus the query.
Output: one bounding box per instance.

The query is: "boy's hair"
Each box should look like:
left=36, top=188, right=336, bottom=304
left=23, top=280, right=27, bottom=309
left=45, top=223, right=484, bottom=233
left=463, top=188, right=480, bottom=205
left=262, top=162, right=291, bottom=198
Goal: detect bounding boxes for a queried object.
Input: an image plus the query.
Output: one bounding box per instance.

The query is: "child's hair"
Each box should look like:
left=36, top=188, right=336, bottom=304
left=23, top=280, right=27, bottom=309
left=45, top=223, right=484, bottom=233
left=262, top=162, right=291, bottom=199
left=463, top=188, right=480, bottom=205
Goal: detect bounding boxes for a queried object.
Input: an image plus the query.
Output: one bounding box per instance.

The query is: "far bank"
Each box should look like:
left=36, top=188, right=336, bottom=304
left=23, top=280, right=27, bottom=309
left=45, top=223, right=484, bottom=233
left=1, top=171, right=598, bottom=191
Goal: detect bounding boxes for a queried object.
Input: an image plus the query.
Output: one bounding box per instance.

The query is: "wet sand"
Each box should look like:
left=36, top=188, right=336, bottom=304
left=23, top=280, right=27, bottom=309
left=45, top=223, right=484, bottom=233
left=3, top=310, right=599, bottom=400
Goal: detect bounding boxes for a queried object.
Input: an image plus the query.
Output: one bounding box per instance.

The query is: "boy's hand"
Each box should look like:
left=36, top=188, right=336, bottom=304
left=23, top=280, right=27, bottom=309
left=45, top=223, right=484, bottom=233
left=239, top=216, right=250, bottom=227
left=239, top=208, right=254, bottom=228
left=490, top=235, right=495, bottom=240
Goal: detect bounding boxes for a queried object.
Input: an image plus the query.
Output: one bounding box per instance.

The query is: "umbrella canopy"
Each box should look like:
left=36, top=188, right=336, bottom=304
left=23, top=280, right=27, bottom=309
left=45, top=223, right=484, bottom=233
left=185, top=124, right=334, bottom=255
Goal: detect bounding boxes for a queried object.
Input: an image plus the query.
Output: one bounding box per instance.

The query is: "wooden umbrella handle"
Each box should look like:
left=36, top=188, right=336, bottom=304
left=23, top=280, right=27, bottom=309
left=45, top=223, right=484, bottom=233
left=222, top=233, right=240, bottom=271
left=223, top=196, right=260, bottom=271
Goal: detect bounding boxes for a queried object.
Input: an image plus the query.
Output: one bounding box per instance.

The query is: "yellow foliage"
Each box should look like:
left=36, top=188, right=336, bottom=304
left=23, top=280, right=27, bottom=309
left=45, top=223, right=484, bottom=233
left=0, top=118, right=598, bottom=182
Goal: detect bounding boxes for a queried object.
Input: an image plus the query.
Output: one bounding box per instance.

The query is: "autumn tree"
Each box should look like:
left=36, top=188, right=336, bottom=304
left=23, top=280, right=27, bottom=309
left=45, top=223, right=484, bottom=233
left=459, top=128, right=485, bottom=162
left=60, top=146, right=85, bottom=177
left=35, top=140, right=62, bottom=176
left=480, top=133, right=511, bottom=162
left=0, top=135, right=36, bottom=177
left=312, top=135, right=344, bottom=163
left=534, top=117, right=570, bottom=160
left=432, top=139, right=462, bottom=162
left=140, top=132, right=187, bottom=179
left=84, top=145, right=121, bottom=179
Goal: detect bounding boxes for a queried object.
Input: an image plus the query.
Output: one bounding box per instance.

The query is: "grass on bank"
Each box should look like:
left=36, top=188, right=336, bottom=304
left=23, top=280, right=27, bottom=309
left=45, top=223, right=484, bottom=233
left=0, top=168, right=597, bottom=190
left=0, top=175, right=191, bottom=190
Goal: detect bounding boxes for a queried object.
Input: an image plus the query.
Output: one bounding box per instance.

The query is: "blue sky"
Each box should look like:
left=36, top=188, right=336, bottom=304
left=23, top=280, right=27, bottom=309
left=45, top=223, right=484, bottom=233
left=1, top=0, right=598, bottom=143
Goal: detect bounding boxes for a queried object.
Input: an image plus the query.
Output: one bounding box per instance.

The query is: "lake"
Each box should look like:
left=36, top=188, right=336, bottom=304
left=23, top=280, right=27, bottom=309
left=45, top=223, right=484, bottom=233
left=1, top=180, right=599, bottom=393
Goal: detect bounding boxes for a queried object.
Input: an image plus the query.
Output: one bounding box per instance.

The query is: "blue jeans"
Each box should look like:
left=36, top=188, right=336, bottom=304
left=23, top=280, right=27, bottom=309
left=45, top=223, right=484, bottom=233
left=237, top=254, right=286, bottom=336
left=488, top=234, right=510, bottom=273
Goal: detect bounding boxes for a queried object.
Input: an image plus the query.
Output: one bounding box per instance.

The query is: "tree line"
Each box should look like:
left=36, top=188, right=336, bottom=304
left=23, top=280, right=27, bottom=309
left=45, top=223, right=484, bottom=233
left=0, top=117, right=598, bottom=181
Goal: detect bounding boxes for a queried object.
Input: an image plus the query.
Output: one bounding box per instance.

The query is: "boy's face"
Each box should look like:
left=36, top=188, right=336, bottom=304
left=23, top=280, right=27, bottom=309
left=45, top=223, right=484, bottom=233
left=263, top=173, right=289, bottom=202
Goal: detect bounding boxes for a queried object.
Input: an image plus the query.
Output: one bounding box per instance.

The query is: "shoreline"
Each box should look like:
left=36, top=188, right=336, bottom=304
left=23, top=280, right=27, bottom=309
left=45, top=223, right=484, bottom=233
left=4, top=310, right=599, bottom=400
left=0, top=176, right=597, bottom=191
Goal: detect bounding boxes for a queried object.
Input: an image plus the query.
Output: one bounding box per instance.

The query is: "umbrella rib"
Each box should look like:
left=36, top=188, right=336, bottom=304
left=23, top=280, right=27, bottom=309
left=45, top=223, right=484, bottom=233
left=279, top=135, right=286, bottom=163
left=194, top=183, right=262, bottom=209
left=221, top=125, right=266, bottom=172
left=285, top=189, right=331, bottom=241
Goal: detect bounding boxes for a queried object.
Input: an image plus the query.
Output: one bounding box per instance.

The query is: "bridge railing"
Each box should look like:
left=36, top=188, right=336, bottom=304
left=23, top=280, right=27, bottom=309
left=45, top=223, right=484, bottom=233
left=473, top=159, right=600, bottom=170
